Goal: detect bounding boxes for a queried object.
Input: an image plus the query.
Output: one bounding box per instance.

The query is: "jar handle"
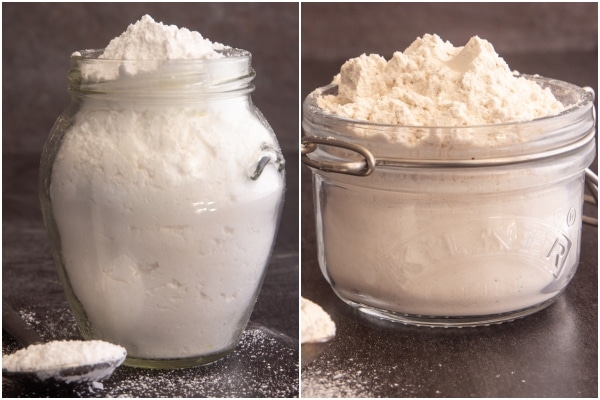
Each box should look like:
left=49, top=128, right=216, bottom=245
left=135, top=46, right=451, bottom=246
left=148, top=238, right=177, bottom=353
left=301, top=136, right=376, bottom=176
left=249, top=144, right=285, bottom=181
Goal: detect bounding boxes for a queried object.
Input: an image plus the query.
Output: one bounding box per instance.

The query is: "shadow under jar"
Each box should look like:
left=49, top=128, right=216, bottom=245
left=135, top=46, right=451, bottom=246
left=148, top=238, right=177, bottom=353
left=39, top=49, right=285, bottom=368
left=302, top=76, right=596, bottom=327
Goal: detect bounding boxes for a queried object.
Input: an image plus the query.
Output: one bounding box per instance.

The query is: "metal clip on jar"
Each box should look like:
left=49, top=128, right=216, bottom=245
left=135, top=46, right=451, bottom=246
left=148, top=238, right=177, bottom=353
left=302, top=76, right=596, bottom=327
left=40, top=49, right=285, bottom=368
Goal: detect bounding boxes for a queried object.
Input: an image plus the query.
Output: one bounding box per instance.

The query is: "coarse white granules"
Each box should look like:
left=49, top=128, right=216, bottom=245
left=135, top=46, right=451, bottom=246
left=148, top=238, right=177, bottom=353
left=2, top=340, right=126, bottom=382
left=49, top=16, right=283, bottom=359
left=317, top=34, right=564, bottom=127
left=301, top=297, right=336, bottom=344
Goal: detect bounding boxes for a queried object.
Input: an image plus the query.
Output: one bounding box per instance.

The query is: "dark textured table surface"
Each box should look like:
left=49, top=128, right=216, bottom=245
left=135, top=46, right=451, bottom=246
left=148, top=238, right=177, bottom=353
left=300, top=52, right=598, bottom=398
left=2, top=149, right=299, bottom=397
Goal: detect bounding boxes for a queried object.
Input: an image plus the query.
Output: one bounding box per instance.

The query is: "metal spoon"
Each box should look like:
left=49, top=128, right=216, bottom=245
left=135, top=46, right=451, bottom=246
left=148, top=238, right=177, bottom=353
left=2, top=301, right=126, bottom=384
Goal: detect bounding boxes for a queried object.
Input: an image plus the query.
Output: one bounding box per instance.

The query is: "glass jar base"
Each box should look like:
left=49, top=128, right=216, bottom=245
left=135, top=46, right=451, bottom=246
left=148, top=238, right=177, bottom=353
left=123, top=348, right=235, bottom=369
left=335, top=292, right=562, bottom=328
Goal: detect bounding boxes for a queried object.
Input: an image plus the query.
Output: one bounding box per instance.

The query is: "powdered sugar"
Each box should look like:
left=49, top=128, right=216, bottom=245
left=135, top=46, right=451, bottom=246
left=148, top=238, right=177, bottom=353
left=101, top=15, right=227, bottom=61
left=2, top=340, right=126, bottom=383
left=47, top=15, right=284, bottom=364
left=76, top=328, right=298, bottom=397
left=2, top=340, right=125, bottom=372
left=317, top=34, right=564, bottom=127
left=75, top=14, right=229, bottom=81
left=2, top=307, right=298, bottom=397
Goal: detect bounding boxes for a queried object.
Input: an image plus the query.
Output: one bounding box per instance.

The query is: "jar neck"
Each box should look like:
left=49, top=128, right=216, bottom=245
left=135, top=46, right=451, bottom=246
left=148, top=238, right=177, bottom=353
left=68, top=48, right=255, bottom=101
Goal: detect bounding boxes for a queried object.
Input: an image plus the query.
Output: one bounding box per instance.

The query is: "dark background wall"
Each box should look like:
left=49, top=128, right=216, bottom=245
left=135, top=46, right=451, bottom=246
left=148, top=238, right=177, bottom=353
left=302, top=2, right=597, bottom=60
left=3, top=2, right=299, bottom=154
left=301, top=2, right=598, bottom=99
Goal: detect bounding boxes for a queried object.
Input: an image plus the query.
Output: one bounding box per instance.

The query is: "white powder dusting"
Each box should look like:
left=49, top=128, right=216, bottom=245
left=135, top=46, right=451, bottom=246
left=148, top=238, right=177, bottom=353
left=2, top=340, right=126, bottom=383
left=317, top=34, right=564, bottom=127
left=301, top=297, right=336, bottom=344
left=76, top=329, right=298, bottom=397
left=48, top=16, right=284, bottom=360
left=2, top=307, right=298, bottom=397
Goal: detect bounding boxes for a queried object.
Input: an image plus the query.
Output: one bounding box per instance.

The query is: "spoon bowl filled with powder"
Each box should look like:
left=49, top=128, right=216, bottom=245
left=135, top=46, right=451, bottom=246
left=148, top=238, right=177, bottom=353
left=2, top=301, right=126, bottom=384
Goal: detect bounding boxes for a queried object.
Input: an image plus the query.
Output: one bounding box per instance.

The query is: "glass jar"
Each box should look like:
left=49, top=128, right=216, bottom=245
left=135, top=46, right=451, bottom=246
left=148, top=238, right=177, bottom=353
left=39, top=49, right=285, bottom=368
left=302, top=76, right=596, bottom=327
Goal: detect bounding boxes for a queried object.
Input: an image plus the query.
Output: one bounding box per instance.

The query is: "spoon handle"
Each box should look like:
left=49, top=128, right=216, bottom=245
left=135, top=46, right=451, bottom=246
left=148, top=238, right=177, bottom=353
left=2, top=301, right=43, bottom=347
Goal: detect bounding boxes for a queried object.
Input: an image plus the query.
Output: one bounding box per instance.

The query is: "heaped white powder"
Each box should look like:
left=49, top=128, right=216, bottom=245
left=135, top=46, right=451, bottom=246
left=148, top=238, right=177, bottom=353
left=101, top=15, right=227, bottom=61
left=49, top=16, right=283, bottom=359
left=318, top=34, right=564, bottom=126
left=301, top=297, right=336, bottom=344
left=76, top=15, right=229, bottom=80
left=2, top=340, right=126, bottom=382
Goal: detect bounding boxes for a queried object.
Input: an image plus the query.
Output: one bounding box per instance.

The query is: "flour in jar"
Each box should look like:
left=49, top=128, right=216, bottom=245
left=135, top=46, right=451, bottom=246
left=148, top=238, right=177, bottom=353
left=308, top=34, right=588, bottom=319
left=48, top=15, right=284, bottom=359
left=317, top=34, right=565, bottom=145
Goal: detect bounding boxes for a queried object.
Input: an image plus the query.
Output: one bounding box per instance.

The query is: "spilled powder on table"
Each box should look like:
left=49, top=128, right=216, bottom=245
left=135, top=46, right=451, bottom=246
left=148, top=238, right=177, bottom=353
left=2, top=306, right=298, bottom=398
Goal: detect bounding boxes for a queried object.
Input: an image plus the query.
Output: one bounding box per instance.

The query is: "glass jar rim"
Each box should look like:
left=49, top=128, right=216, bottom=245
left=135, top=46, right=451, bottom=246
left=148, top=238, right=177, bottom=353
left=68, top=48, right=255, bottom=97
left=304, top=75, right=593, bottom=129
left=302, top=76, right=596, bottom=166
left=71, top=47, right=251, bottom=63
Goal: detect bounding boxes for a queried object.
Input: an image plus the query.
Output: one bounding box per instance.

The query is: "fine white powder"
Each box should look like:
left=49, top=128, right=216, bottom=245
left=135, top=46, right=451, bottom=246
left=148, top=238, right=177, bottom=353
left=75, top=14, right=229, bottom=80
left=50, top=16, right=283, bottom=359
left=100, top=15, right=227, bottom=61
left=2, top=307, right=298, bottom=396
left=320, top=176, right=583, bottom=317
left=301, top=297, right=336, bottom=344
left=318, top=34, right=564, bottom=127
left=2, top=340, right=126, bottom=382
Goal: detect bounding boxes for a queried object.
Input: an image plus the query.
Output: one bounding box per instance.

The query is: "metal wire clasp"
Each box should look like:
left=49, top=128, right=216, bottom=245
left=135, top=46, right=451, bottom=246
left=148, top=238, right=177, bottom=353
left=249, top=145, right=285, bottom=180
left=301, top=137, right=598, bottom=227
left=301, top=137, right=376, bottom=176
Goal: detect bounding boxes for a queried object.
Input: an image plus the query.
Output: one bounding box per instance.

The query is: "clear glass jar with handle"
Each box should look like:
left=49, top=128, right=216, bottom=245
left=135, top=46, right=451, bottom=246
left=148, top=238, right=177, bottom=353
left=302, top=76, right=596, bottom=327
left=40, top=49, right=285, bottom=368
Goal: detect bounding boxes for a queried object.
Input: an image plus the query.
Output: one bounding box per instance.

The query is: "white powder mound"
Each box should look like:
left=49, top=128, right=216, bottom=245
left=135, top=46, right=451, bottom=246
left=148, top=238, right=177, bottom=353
left=2, top=340, right=126, bottom=382
left=301, top=297, right=336, bottom=344
left=100, top=14, right=227, bottom=60
left=76, top=14, right=229, bottom=80
left=318, top=34, right=564, bottom=126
